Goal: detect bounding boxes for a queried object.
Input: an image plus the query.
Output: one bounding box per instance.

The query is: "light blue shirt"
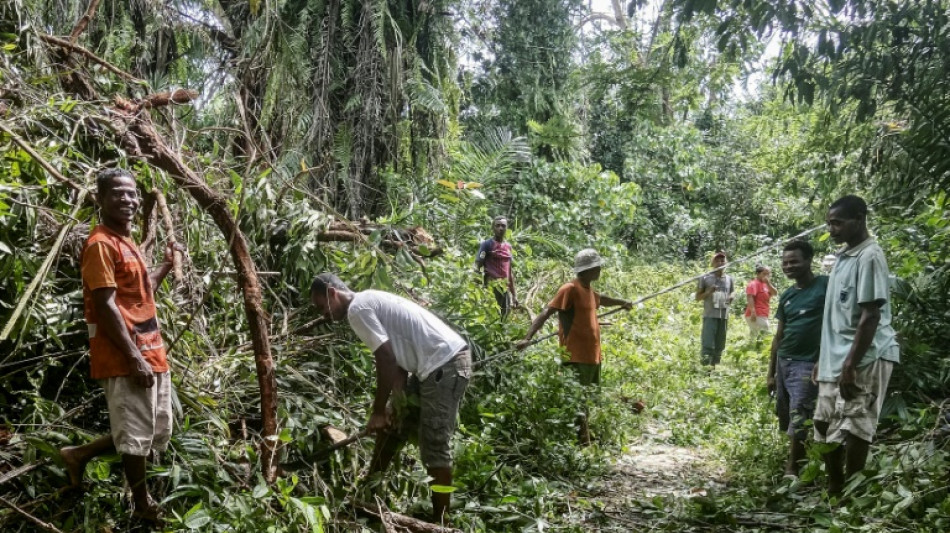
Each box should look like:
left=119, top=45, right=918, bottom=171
left=817, top=238, right=900, bottom=382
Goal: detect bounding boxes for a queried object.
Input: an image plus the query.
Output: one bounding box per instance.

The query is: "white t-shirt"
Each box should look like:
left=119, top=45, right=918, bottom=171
left=347, top=290, right=466, bottom=380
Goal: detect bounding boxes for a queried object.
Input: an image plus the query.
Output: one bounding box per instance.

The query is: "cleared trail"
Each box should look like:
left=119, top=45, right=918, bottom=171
left=580, top=421, right=726, bottom=531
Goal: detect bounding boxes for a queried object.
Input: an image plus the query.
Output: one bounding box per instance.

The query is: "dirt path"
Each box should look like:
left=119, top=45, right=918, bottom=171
left=583, top=422, right=726, bottom=531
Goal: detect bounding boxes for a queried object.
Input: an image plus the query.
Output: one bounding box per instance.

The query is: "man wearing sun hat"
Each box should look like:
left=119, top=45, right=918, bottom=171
left=695, top=250, right=735, bottom=367
left=516, top=248, right=632, bottom=443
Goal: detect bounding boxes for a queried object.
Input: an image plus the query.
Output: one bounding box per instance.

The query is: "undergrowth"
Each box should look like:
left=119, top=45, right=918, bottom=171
left=2, top=255, right=947, bottom=532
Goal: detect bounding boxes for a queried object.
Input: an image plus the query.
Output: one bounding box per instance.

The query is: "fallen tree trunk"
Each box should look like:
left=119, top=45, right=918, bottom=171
left=316, top=223, right=443, bottom=258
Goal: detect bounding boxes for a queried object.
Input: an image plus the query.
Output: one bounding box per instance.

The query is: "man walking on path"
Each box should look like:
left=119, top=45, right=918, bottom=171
left=515, top=249, right=632, bottom=444
left=696, top=251, right=735, bottom=367
left=768, top=240, right=828, bottom=477
left=59, top=168, right=184, bottom=524
left=309, top=274, right=470, bottom=523
left=474, top=215, right=519, bottom=317
left=813, top=195, right=900, bottom=495
left=744, top=265, right=777, bottom=340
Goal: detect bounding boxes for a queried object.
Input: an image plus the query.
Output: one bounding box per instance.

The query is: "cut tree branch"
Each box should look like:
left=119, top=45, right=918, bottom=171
left=0, top=496, right=65, bottom=533
left=69, top=0, right=101, bottom=43
left=354, top=502, right=463, bottom=533
left=38, top=33, right=142, bottom=83
left=0, top=460, right=46, bottom=486
left=153, top=188, right=183, bottom=281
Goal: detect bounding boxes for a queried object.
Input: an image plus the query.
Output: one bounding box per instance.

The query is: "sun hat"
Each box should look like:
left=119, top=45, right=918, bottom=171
left=573, top=248, right=604, bottom=273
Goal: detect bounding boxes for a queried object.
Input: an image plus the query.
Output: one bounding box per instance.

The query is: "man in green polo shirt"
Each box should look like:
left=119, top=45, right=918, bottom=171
left=813, top=195, right=900, bottom=495
left=768, top=239, right=828, bottom=477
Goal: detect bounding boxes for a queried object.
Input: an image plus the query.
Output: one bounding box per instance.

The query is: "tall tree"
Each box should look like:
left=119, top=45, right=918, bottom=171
left=463, top=0, right=582, bottom=157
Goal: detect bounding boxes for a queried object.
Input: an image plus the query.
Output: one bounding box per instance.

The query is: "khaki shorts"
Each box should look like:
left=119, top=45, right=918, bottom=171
left=814, top=359, right=893, bottom=444
left=101, top=371, right=173, bottom=456
left=400, top=349, right=471, bottom=469
left=744, top=315, right=771, bottom=335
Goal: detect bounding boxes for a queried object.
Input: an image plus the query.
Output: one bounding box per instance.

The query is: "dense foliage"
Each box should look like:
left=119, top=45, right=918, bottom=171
left=1, top=0, right=947, bottom=531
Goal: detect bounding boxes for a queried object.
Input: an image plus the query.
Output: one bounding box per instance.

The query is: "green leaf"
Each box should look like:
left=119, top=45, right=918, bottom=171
left=252, top=483, right=269, bottom=499
left=430, top=484, right=457, bottom=494
left=183, top=507, right=212, bottom=529
left=95, top=461, right=110, bottom=481
left=279, top=427, right=293, bottom=443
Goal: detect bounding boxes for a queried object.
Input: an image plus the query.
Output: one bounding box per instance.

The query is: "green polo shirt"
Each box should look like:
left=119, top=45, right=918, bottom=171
left=817, top=238, right=900, bottom=382
left=776, top=275, right=829, bottom=362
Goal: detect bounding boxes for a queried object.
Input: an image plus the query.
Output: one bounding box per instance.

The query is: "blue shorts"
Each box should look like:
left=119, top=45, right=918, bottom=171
left=775, top=359, right=818, bottom=439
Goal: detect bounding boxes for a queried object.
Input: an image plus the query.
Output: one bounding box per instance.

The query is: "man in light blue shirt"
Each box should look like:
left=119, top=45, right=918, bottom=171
left=813, top=195, right=900, bottom=496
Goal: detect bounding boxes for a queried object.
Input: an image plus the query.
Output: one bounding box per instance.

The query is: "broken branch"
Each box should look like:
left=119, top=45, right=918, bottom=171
left=0, top=495, right=65, bottom=533
left=153, top=188, right=183, bottom=281
left=38, top=33, right=142, bottom=83
left=354, top=502, right=463, bottom=533
left=68, top=0, right=101, bottom=43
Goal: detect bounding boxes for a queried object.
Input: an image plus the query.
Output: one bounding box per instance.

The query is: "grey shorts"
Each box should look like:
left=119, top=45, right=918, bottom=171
left=775, top=359, right=818, bottom=438
left=814, top=359, right=894, bottom=444
left=403, top=349, right=471, bottom=469
left=101, top=371, right=173, bottom=456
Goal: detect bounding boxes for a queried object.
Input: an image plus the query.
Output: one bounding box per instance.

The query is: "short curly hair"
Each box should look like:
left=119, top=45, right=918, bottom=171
left=829, top=195, right=868, bottom=219
left=96, top=168, right=134, bottom=194
left=783, top=239, right=814, bottom=261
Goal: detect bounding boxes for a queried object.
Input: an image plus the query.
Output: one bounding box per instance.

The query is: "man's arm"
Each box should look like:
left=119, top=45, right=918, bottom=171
left=148, top=242, right=184, bottom=293
left=838, top=302, right=882, bottom=399
left=367, top=341, right=409, bottom=433
left=92, top=288, right=155, bottom=388
left=768, top=319, right=784, bottom=393
left=599, top=295, right=633, bottom=309
left=516, top=306, right=557, bottom=350
left=746, top=285, right=757, bottom=318
left=695, top=277, right=714, bottom=301
left=507, top=267, right=519, bottom=306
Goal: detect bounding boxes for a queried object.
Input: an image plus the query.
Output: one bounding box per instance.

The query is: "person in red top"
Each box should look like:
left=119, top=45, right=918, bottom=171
left=744, top=265, right=777, bottom=342
left=59, top=168, right=184, bottom=524
left=474, top=216, right=519, bottom=317
left=515, top=249, right=631, bottom=443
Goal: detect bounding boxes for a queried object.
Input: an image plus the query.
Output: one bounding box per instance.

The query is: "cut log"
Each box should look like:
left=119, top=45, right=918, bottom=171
left=320, top=426, right=349, bottom=446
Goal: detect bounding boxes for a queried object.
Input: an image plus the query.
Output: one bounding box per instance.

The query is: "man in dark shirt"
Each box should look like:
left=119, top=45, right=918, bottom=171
left=474, top=216, right=519, bottom=316
left=768, top=240, right=828, bottom=477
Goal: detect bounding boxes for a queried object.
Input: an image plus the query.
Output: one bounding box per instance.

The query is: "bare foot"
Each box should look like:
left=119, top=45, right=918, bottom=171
left=131, top=500, right=164, bottom=526
left=59, top=446, right=85, bottom=488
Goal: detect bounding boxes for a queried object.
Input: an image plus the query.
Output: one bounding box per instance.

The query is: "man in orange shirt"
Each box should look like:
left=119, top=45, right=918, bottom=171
left=59, top=168, right=183, bottom=524
left=516, top=249, right=631, bottom=443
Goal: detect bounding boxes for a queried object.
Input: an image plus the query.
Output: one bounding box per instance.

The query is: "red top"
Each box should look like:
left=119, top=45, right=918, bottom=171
left=744, top=278, right=772, bottom=318
left=82, top=225, right=168, bottom=379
